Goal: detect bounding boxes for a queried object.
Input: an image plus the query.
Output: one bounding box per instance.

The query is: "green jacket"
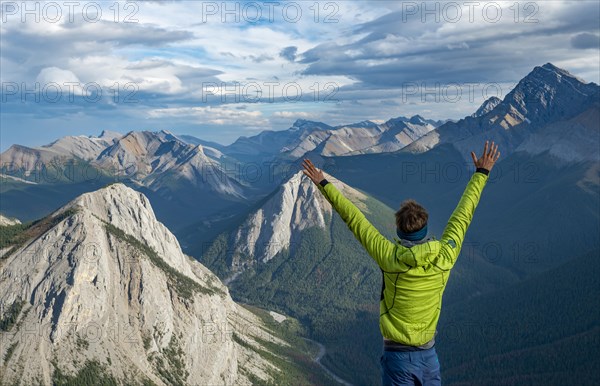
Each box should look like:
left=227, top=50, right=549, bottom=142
left=316, top=171, right=489, bottom=346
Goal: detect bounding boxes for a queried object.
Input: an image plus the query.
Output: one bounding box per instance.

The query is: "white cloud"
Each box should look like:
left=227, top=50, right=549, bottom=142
left=36, top=67, right=89, bottom=96
left=272, top=111, right=317, bottom=119
left=148, top=105, right=270, bottom=127
left=1, top=0, right=598, bottom=150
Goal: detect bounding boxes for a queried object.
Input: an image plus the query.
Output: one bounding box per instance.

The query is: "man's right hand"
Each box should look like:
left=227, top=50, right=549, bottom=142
left=471, top=141, right=500, bottom=172
left=302, top=159, right=326, bottom=186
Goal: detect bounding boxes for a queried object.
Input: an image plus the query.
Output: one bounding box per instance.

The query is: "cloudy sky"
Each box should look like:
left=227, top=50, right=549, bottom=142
left=1, top=0, right=599, bottom=151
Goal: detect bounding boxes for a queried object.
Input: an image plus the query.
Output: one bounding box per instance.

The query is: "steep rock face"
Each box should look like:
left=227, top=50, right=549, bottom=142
left=516, top=101, right=600, bottom=162
left=42, top=131, right=122, bottom=160
left=281, top=116, right=435, bottom=158
left=1, top=132, right=122, bottom=173
left=0, top=184, right=285, bottom=385
left=95, top=131, right=191, bottom=177
left=224, top=120, right=334, bottom=159
left=503, top=63, right=597, bottom=125
left=0, top=130, right=243, bottom=199
left=224, top=116, right=437, bottom=160
left=404, top=63, right=600, bottom=160
left=95, top=131, right=245, bottom=198
left=225, top=171, right=369, bottom=276
left=354, top=116, right=435, bottom=154
left=0, top=145, right=61, bottom=175
left=283, top=125, right=382, bottom=158
left=144, top=144, right=243, bottom=198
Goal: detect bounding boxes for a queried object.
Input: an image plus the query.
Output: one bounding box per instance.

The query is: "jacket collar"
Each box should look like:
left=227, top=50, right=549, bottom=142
left=394, top=235, right=436, bottom=248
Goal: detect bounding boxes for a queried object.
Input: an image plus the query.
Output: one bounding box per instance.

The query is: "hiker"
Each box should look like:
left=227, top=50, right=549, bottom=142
left=302, top=141, right=500, bottom=386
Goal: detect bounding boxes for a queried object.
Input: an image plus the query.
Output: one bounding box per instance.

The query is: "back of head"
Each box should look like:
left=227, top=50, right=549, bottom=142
left=395, top=199, right=428, bottom=233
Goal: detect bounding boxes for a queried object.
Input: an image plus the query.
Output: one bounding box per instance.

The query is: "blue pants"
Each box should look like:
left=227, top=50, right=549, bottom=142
left=380, top=347, right=442, bottom=386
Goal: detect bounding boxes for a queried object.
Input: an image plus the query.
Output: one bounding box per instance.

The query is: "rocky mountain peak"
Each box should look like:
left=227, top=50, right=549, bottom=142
left=504, top=62, right=599, bottom=124
left=290, top=119, right=332, bottom=132
left=539, top=62, right=590, bottom=83
left=55, top=183, right=197, bottom=278
left=408, top=114, right=426, bottom=124
left=471, top=96, right=502, bottom=117
left=0, top=183, right=288, bottom=385
left=227, top=171, right=370, bottom=274
left=98, top=130, right=123, bottom=141
left=402, top=63, right=599, bottom=160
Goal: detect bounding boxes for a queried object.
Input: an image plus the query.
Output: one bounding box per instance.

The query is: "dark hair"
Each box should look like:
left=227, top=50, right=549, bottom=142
left=395, top=199, right=428, bottom=233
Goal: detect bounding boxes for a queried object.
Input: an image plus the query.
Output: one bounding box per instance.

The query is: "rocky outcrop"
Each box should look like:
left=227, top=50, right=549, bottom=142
left=471, top=96, right=502, bottom=118
left=226, top=171, right=369, bottom=276
left=0, top=214, right=21, bottom=226
left=0, top=183, right=286, bottom=385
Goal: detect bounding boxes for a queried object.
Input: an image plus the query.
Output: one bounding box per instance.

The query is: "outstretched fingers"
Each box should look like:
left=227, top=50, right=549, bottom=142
left=304, top=158, right=316, bottom=170
left=302, top=159, right=315, bottom=174
left=472, top=141, right=501, bottom=171
left=471, top=151, right=478, bottom=165
left=489, top=142, right=498, bottom=159
left=302, top=159, right=320, bottom=180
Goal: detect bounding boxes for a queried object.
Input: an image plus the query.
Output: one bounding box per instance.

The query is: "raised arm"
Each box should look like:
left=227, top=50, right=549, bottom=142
left=439, top=141, right=500, bottom=267
left=301, top=159, right=409, bottom=270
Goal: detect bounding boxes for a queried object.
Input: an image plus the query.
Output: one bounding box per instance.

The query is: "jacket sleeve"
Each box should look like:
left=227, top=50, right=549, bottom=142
left=439, top=170, right=489, bottom=267
left=316, top=179, right=409, bottom=270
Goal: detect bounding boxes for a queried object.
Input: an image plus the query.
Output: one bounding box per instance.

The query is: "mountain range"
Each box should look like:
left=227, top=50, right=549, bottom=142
left=1, top=114, right=442, bottom=234
left=404, top=63, right=599, bottom=162
left=0, top=183, right=333, bottom=385
left=1, top=62, right=599, bottom=385
left=197, top=62, right=600, bottom=384
left=220, top=115, right=442, bottom=162
left=1, top=115, right=441, bottom=185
